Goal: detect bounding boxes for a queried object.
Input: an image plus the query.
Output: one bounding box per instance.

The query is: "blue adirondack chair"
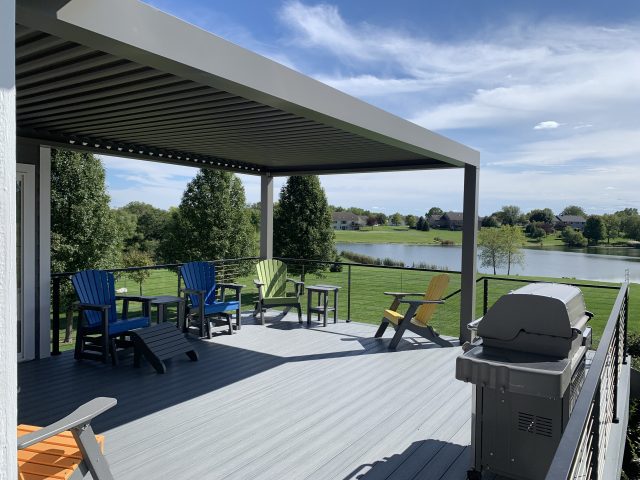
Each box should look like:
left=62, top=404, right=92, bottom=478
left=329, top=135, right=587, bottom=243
left=180, top=261, right=244, bottom=338
left=72, top=270, right=151, bottom=365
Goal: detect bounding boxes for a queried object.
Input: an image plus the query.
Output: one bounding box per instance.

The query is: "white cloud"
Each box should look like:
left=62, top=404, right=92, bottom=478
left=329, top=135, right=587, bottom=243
left=534, top=121, right=560, bottom=130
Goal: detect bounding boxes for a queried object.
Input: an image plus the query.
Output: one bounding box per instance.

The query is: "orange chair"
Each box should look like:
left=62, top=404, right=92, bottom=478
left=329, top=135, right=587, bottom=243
left=18, top=398, right=116, bottom=480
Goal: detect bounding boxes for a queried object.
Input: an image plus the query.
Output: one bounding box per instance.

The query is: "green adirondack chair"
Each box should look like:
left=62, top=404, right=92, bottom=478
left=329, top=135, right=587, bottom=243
left=253, top=259, right=304, bottom=324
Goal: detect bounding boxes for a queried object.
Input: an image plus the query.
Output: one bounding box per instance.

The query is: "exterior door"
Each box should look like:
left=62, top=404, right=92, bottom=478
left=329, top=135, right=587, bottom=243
left=16, top=164, right=35, bottom=362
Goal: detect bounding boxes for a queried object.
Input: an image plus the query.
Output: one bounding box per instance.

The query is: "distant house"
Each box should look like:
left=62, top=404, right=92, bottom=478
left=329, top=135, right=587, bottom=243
left=428, top=214, right=445, bottom=228
left=440, top=211, right=464, bottom=230
left=431, top=211, right=483, bottom=230
left=332, top=212, right=367, bottom=230
left=556, top=215, right=586, bottom=231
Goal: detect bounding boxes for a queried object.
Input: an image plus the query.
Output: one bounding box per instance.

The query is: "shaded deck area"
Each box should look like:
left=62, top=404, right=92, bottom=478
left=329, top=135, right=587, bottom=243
left=19, top=313, right=472, bottom=479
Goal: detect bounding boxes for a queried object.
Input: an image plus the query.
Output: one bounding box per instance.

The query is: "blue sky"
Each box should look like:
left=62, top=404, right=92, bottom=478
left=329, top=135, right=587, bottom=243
left=103, top=0, right=640, bottom=216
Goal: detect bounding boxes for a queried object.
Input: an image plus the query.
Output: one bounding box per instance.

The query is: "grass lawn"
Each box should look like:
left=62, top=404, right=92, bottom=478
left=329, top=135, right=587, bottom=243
left=53, top=262, right=638, bottom=352
left=335, top=226, right=462, bottom=245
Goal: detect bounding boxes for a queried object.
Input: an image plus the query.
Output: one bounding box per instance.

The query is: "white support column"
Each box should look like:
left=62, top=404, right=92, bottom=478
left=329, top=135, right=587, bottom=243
left=460, top=164, right=479, bottom=344
left=39, top=147, right=51, bottom=358
left=260, top=174, right=273, bottom=259
left=0, top=1, right=17, bottom=478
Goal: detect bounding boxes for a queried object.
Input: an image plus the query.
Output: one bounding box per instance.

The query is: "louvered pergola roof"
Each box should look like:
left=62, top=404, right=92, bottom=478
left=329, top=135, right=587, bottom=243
left=15, top=0, right=478, bottom=176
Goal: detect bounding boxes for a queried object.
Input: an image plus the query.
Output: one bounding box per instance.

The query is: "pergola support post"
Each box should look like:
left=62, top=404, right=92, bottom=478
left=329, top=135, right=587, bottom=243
left=260, top=174, right=273, bottom=259
left=0, top=0, right=17, bottom=477
left=460, top=164, right=479, bottom=344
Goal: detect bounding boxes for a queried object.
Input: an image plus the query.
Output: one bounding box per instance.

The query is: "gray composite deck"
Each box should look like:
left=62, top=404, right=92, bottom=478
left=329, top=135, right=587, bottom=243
left=18, top=312, right=472, bottom=480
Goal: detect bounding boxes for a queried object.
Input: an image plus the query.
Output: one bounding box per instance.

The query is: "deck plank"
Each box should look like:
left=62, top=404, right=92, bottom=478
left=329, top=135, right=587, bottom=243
left=19, top=312, right=471, bottom=480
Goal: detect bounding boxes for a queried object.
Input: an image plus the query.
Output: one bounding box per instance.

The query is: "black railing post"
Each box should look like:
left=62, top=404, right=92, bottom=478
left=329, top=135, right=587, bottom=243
left=177, top=269, right=182, bottom=297
left=52, top=277, right=61, bottom=356
left=483, top=277, right=489, bottom=315
left=347, top=265, right=352, bottom=322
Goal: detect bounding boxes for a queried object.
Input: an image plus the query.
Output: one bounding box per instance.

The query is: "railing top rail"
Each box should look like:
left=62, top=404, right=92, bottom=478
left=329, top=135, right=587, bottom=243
left=481, top=275, right=621, bottom=290
left=51, top=257, right=261, bottom=278
left=545, top=281, right=629, bottom=479
left=274, top=256, right=458, bottom=274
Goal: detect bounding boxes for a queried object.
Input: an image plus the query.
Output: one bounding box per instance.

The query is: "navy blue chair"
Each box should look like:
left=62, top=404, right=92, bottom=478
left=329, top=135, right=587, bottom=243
left=72, top=270, right=151, bottom=365
left=180, top=261, right=243, bottom=338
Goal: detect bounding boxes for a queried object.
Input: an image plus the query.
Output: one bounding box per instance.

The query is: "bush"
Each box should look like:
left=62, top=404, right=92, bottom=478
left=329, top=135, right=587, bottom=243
left=440, top=239, right=455, bottom=245
left=411, top=261, right=449, bottom=271
left=525, top=222, right=546, bottom=239
left=623, top=399, right=640, bottom=479
left=561, top=227, right=588, bottom=247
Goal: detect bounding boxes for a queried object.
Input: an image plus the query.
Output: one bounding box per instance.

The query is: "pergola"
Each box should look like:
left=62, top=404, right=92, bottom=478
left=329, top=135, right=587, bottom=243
left=0, top=0, right=479, bottom=476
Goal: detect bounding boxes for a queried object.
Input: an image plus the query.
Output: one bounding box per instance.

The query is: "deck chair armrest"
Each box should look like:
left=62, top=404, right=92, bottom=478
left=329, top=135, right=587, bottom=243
left=253, top=280, right=264, bottom=287
left=286, top=278, right=304, bottom=295
left=115, top=295, right=152, bottom=302
left=383, top=292, right=424, bottom=298
left=17, top=397, right=117, bottom=449
left=467, top=318, right=482, bottom=332
left=75, top=303, right=111, bottom=312
left=398, top=299, right=445, bottom=306
left=218, top=283, right=244, bottom=291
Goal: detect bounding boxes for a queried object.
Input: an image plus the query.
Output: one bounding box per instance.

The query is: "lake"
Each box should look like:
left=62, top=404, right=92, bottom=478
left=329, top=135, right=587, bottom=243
left=336, top=242, right=640, bottom=283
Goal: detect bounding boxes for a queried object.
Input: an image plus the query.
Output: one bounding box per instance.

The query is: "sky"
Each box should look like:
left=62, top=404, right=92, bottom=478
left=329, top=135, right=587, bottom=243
left=103, top=0, right=640, bottom=216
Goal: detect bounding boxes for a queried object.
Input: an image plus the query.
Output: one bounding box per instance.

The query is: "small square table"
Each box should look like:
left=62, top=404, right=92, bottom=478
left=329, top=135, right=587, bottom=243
left=149, top=295, right=186, bottom=330
left=306, top=285, right=340, bottom=327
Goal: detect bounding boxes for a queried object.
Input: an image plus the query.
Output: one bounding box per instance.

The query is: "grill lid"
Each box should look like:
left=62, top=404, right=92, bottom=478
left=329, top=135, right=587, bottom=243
left=477, top=283, right=589, bottom=341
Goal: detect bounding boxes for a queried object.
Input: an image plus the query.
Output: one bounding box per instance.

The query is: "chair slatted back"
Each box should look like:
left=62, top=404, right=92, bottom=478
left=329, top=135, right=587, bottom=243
left=72, top=270, right=117, bottom=327
left=181, top=261, right=217, bottom=307
left=414, top=274, right=450, bottom=326
left=256, top=259, right=287, bottom=298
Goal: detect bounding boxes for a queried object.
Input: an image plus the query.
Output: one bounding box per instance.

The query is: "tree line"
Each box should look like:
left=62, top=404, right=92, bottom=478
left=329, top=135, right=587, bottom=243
left=52, top=150, right=337, bottom=289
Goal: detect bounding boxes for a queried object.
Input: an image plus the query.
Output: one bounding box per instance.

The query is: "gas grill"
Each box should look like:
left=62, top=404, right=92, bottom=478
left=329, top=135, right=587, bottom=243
left=456, top=283, right=593, bottom=480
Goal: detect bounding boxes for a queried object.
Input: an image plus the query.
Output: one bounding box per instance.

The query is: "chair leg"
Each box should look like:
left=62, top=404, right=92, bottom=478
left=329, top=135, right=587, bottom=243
left=375, top=319, right=389, bottom=338
left=74, top=325, right=84, bottom=360
left=423, top=326, right=454, bottom=347
left=388, top=322, right=408, bottom=350
left=236, top=309, right=241, bottom=331
left=259, top=303, right=265, bottom=325
left=253, top=302, right=260, bottom=317
left=110, top=338, right=119, bottom=366
left=297, top=303, right=302, bottom=323
left=226, top=314, right=233, bottom=335
left=102, top=334, right=109, bottom=364
left=207, top=317, right=213, bottom=339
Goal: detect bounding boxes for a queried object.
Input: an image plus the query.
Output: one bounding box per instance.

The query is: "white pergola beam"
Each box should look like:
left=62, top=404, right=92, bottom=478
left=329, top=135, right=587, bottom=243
left=0, top=0, right=17, bottom=477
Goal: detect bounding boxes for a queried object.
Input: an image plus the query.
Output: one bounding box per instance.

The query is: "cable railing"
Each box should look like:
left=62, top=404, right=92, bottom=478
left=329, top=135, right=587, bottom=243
left=49, top=258, right=631, bottom=478
left=51, top=257, right=624, bottom=354
left=545, top=282, right=629, bottom=479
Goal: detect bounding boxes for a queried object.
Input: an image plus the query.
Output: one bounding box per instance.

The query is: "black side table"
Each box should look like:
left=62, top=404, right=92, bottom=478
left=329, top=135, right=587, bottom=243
left=150, top=295, right=186, bottom=330
left=306, top=285, right=340, bottom=327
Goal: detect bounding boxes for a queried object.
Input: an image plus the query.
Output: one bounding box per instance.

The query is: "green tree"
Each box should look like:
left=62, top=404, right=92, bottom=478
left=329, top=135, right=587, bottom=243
left=51, top=149, right=120, bottom=275
left=583, top=215, right=606, bottom=245
left=247, top=202, right=261, bottom=232
left=390, top=212, right=403, bottom=226
left=121, top=249, right=154, bottom=295
left=159, top=169, right=256, bottom=262
left=118, top=202, right=171, bottom=256
left=501, top=225, right=526, bottom=274
left=112, top=208, right=139, bottom=252
left=561, top=228, right=588, bottom=247
left=427, top=207, right=443, bottom=218
left=528, top=208, right=555, bottom=224
left=374, top=212, right=388, bottom=226
left=495, top=205, right=522, bottom=226
left=478, top=228, right=506, bottom=274
left=561, top=205, right=587, bottom=217
left=601, top=214, right=620, bottom=244
left=416, top=216, right=426, bottom=231
left=404, top=215, right=417, bottom=228
left=274, top=176, right=336, bottom=271
left=481, top=215, right=500, bottom=228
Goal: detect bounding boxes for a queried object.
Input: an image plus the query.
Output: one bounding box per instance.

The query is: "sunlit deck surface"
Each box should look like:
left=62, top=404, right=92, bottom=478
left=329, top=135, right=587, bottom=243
left=19, top=312, right=472, bottom=480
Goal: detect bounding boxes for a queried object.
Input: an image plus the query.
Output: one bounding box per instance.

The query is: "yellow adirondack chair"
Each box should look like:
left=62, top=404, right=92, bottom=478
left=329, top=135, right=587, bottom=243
left=375, top=274, right=452, bottom=349
left=253, top=259, right=304, bottom=324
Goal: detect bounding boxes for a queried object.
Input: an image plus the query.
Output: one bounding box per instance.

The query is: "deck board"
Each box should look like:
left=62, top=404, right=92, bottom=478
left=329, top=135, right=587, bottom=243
left=19, top=312, right=472, bottom=479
